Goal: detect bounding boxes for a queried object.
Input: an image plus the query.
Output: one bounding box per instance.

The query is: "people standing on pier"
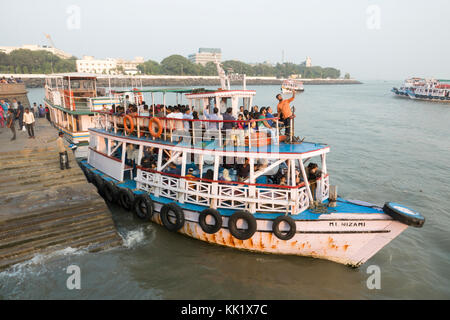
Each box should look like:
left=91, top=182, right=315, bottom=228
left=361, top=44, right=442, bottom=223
left=6, top=109, right=16, bottom=141
left=32, top=102, right=38, bottom=118
left=57, top=132, right=71, bottom=170
left=1, top=100, right=9, bottom=114
left=16, top=101, right=24, bottom=131
left=23, top=108, right=35, bottom=138
left=276, top=91, right=296, bottom=139
left=45, top=105, right=50, bottom=122
left=0, top=107, right=5, bottom=129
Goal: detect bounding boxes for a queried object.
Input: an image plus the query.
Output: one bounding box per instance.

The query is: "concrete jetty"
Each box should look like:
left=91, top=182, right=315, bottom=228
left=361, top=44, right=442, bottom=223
left=0, top=118, right=122, bottom=271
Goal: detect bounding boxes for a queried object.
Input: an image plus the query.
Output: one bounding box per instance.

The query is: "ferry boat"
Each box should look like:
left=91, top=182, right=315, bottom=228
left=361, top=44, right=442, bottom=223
left=407, top=79, right=450, bottom=102
left=80, top=66, right=425, bottom=267
left=44, top=73, right=142, bottom=157
left=281, top=79, right=304, bottom=94
left=391, top=77, right=425, bottom=97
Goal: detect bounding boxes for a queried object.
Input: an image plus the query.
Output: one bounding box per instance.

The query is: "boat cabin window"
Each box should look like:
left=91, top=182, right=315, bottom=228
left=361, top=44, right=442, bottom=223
left=71, top=81, right=80, bottom=90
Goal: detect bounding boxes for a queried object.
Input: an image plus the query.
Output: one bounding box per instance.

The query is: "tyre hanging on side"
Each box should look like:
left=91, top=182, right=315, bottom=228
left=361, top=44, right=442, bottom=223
left=272, top=215, right=296, bottom=240
left=85, top=169, right=94, bottom=183
left=198, top=208, right=222, bottom=234
left=383, top=202, right=425, bottom=227
left=160, top=203, right=185, bottom=232
left=134, top=193, right=154, bottom=220
left=119, top=188, right=135, bottom=211
left=93, top=175, right=105, bottom=197
left=103, top=180, right=118, bottom=203
left=227, top=210, right=257, bottom=240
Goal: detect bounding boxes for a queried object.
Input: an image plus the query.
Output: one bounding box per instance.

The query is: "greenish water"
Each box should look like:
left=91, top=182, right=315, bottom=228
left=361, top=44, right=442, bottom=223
left=1, top=82, right=449, bottom=299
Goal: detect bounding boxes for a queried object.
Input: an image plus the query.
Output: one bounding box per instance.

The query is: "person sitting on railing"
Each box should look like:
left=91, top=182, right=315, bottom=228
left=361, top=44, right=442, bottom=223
left=266, top=107, right=276, bottom=128
left=258, top=107, right=277, bottom=145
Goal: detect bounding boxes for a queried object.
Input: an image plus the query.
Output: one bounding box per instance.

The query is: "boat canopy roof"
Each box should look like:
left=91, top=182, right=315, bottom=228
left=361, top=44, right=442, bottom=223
left=185, top=89, right=256, bottom=99
left=113, top=88, right=213, bottom=94
left=46, top=73, right=98, bottom=79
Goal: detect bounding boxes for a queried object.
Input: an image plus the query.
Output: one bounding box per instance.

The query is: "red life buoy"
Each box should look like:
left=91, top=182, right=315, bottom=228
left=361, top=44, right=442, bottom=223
left=148, top=117, right=163, bottom=138
left=123, top=115, right=134, bottom=134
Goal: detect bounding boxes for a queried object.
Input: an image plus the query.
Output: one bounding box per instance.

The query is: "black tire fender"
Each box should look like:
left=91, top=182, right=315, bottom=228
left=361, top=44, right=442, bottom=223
left=134, top=194, right=154, bottom=220
left=93, top=175, right=105, bottom=196
left=85, top=169, right=94, bottom=183
left=160, top=203, right=185, bottom=232
left=119, top=188, right=135, bottom=211
left=103, top=180, right=118, bottom=203
left=383, top=202, right=425, bottom=228
left=272, top=215, right=296, bottom=240
left=198, top=208, right=222, bottom=234
left=228, top=210, right=257, bottom=240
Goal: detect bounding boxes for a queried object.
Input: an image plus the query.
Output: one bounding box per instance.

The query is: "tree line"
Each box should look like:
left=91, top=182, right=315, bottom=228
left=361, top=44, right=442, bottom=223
left=138, top=55, right=342, bottom=79
left=0, top=49, right=77, bottom=74
left=0, top=50, right=343, bottom=79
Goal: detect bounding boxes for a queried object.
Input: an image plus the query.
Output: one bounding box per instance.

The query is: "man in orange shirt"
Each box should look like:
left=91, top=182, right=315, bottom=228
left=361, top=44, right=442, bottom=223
left=276, top=91, right=296, bottom=138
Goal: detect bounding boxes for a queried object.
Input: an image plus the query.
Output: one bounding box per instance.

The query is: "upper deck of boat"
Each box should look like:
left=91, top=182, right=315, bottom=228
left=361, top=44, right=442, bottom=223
left=90, top=127, right=330, bottom=157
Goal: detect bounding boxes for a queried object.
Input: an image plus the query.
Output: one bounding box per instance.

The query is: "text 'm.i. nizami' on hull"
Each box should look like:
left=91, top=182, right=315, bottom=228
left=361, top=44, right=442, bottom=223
left=61, top=64, right=424, bottom=267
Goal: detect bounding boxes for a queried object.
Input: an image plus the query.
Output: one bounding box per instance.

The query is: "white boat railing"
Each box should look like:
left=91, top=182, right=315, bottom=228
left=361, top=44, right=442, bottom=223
left=92, top=112, right=281, bottom=149
left=135, top=168, right=325, bottom=214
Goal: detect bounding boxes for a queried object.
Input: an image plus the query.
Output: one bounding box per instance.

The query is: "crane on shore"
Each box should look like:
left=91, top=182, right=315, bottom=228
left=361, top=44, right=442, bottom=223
left=44, top=34, right=56, bottom=48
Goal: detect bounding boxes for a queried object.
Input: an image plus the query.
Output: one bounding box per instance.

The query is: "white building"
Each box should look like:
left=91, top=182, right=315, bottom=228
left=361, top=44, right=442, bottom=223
left=188, top=48, right=221, bottom=66
left=76, top=56, right=145, bottom=75
left=305, top=56, right=312, bottom=67
left=0, top=44, right=73, bottom=59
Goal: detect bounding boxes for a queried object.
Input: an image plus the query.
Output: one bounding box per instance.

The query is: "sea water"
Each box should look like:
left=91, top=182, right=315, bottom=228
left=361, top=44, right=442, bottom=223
left=1, top=81, right=449, bottom=299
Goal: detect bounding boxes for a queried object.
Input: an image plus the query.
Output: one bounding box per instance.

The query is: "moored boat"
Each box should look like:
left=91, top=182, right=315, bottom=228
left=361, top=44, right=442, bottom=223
left=281, top=79, right=304, bottom=94
left=407, top=79, right=450, bottom=102
left=391, top=77, right=425, bottom=98
left=80, top=66, right=425, bottom=267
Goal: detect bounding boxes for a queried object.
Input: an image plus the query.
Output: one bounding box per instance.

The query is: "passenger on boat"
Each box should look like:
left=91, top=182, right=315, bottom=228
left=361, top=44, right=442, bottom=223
left=203, top=106, right=222, bottom=130
left=243, top=110, right=250, bottom=120
left=140, top=105, right=150, bottom=117
left=258, top=107, right=277, bottom=144
left=183, top=107, right=193, bottom=131
left=250, top=105, right=259, bottom=119
left=222, top=107, right=236, bottom=145
left=125, top=143, right=138, bottom=167
left=164, top=162, right=181, bottom=175
left=219, top=168, right=232, bottom=182
left=279, top=176, right=287, bottom=186
left=237, top=158, right=250, bottom=182
left=276, top=91, right=296, bottom=138
left=307, top=163, right=322, bottom=199
left=266, top=107, right=276, bottom=127
left=203, top=169, right=214, bottom=180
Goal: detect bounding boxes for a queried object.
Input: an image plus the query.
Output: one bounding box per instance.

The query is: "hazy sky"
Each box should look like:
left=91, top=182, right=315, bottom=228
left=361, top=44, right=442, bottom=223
left=1, top=0, right=449, bottom=80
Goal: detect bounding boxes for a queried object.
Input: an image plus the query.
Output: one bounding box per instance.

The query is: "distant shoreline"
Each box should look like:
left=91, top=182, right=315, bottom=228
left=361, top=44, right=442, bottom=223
left=0, top=74, right=362, bottom=88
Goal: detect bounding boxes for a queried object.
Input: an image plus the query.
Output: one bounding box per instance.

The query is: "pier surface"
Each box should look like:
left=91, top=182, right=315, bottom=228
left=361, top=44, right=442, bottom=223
left=0, top=118, right=122, bottom=271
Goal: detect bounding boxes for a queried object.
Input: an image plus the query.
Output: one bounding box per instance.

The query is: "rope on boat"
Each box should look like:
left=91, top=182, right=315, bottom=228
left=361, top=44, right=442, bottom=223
left=309, top=201, right=331, bottom=214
